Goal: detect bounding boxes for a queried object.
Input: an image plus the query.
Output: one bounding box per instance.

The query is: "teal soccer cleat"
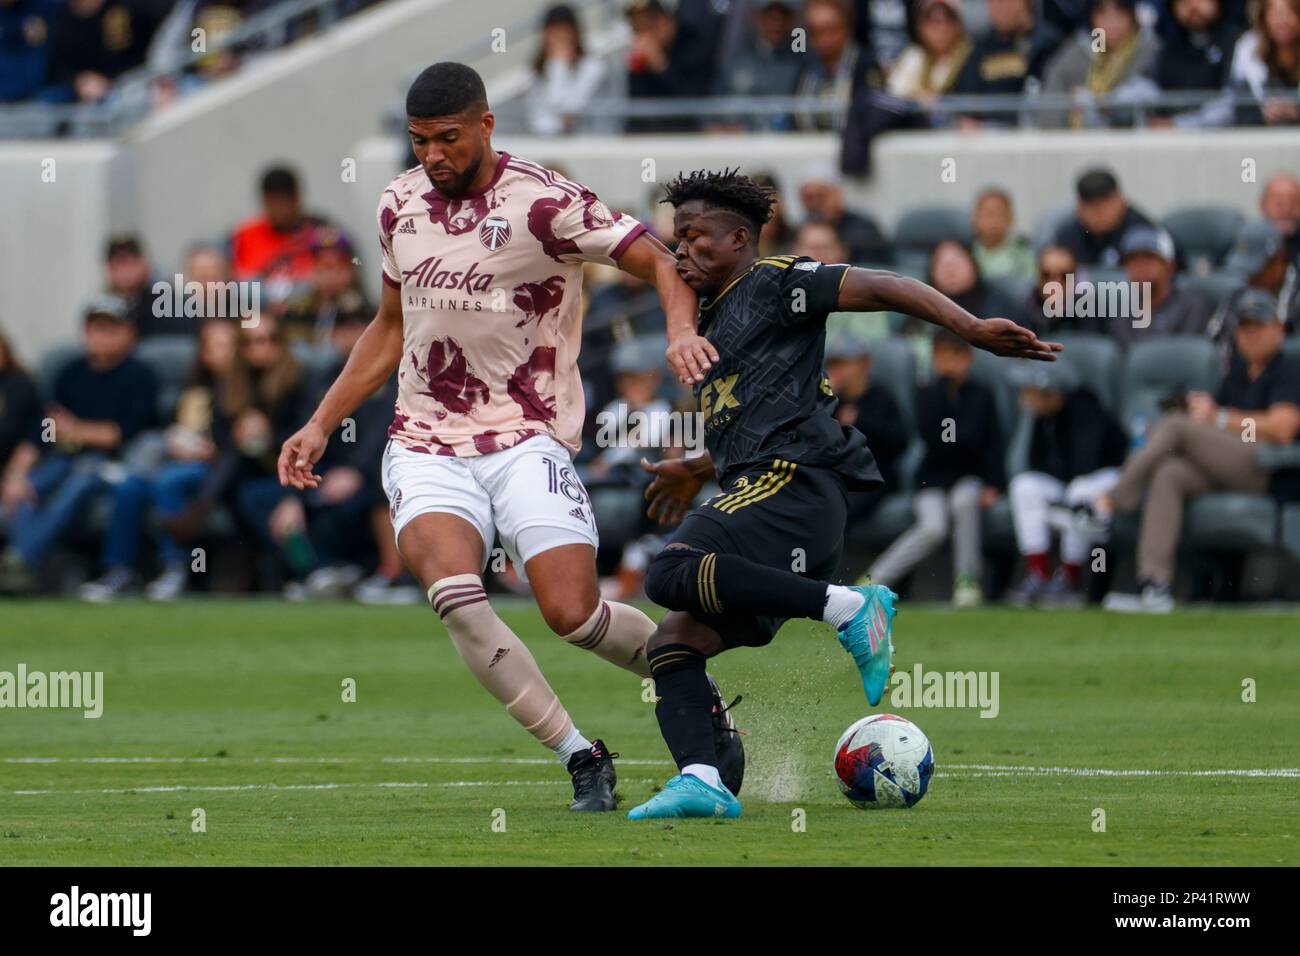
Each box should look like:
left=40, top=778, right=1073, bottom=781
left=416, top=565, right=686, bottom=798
left=837, top=584, right=897, bottom=706
left=627, top=774, right=742, bottom=820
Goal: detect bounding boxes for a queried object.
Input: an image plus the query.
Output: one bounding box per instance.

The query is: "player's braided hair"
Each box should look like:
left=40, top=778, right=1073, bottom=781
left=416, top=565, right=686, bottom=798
left=660, top=168, right=775, bottom=240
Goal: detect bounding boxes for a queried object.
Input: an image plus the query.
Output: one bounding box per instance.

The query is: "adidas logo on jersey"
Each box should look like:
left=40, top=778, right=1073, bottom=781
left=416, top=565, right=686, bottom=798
left=396, top=219, right=417, bottom=235
left=569, top=507, right=586, bottom=522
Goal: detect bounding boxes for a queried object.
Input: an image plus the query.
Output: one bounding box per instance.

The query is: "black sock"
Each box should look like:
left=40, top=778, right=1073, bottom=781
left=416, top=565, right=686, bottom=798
left=648, top=643, right=715, bottom=771
left=710, top=553, right=827, bottom=619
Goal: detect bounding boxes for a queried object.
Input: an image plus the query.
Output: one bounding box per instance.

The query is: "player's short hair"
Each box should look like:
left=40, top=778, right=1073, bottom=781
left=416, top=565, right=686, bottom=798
left=406, top=62, right=489, bottom=119
left=660, top=168, right=775, bottom=241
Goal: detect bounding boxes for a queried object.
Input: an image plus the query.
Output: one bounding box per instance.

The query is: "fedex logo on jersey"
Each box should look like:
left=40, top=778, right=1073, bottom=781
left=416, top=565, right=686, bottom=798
left=400, top=256, right=496, bottom=293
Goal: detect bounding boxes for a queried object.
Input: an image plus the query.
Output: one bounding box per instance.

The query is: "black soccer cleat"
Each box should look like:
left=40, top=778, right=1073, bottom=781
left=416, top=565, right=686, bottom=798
left=707, top=674, right=746, bottom=796
left=567, top=738, right=619, bottom=811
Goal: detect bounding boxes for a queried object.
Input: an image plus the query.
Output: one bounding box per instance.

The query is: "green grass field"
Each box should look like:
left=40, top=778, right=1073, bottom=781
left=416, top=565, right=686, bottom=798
left=1, top=600, right=1297, bottom=866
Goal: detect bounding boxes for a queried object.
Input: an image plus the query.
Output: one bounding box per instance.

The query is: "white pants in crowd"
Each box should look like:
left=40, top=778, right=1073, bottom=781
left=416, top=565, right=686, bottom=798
left=1008, top=467, right=1120, bottom=564
left=870, top=476, right=983, bottom=588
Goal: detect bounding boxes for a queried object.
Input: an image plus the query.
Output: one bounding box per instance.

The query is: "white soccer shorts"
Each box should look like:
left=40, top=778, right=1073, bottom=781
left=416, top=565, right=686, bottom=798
left=381, top=435, right=599, bottom=571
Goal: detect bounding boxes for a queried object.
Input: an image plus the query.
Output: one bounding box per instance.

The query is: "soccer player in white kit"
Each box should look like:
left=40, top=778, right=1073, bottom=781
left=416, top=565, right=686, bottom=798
left=278, top=63, right=724, bottom=810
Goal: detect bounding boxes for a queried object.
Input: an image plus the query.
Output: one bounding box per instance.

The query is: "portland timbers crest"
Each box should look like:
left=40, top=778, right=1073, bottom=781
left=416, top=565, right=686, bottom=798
left=479, top=215, right=512, bottom=251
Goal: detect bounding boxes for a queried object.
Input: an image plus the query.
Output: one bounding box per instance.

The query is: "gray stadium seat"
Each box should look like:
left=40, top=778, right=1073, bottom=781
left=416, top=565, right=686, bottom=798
left=1184, top=493, right=1277, bottom=551
left=37, top=344, right=84, bottom=391
left=1122, top=335, right=1221, bottom=433
left=588, top=486, right=644, bottom=555
left=1161, top=206, right=1245, bottom=272
left=1052, top=333, right=1123, bottom=413
left=860, top=337, right=917, bottom=432
left=1175, top=271, right=1243, bottom=308
left=135, top=335, right=198, bottom=421
left=1282, top=336, right=1300, bottom=362
left=1282, top=504, right=1300, bottom=561
left=965, top=347, right=1017, bottom=434
left=892, top=206, right=973, bottom=260
left=854, top=491, right=914, bottom=550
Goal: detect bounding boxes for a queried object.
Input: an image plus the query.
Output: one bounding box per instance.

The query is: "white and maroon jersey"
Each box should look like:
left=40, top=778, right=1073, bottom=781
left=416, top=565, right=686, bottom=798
left=377, top=152, right=647, bottom=458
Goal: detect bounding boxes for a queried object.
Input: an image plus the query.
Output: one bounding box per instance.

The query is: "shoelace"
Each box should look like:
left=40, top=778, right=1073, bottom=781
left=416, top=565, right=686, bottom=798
left=712, top=695, right=744, bottom=734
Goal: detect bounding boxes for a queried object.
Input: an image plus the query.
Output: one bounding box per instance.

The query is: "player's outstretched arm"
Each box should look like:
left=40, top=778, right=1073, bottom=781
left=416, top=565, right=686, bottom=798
left=617, top=232, right=716, bottom=385
left=640, top=453, right=715, bottom=526
left=278, top=282, right=404, bottom=490
left=836, top=267, right=1063, bottom=361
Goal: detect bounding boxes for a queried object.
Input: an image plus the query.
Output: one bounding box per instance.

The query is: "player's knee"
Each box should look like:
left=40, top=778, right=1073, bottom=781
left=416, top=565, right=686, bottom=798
left=541, top=593, right=601, bottom=638
left=644, top=544, right=700, bottom=611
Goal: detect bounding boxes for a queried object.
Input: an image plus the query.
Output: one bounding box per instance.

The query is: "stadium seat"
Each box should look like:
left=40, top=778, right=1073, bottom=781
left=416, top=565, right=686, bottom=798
left=1281, top=503, right=1300, bottom=562
left=1121, top=335, right=1221, bottom=434
left=1175, top=271, right=1243, bottom=308
left=37, top=343, right=84, bottom=391
left=860, top=337, right=917, bottom=432
left=135, top=335, right=198, bottom=421
left=892, top=206, right=973, bottom=262
left=588, top=486, right=644, bottom=556
left=1051, top=333, right=1123, bottom=413
left=1282, top=336, right=1300, bottom=362
left=1160, top=205, right=1245, bottom=272
left=966, top=347, right=1017, bottom=434
left=852, top=491, right=914, bottom=550
left=1184, top=493, right=1278, bottom=551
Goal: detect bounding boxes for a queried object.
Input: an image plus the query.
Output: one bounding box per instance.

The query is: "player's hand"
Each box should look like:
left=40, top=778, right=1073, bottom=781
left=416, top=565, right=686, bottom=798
left=641, top=456, right=703, bottom=526
left=965, top=317, right=1062, bottom=361
left=666, top=333, right=719, bottom=385
left=278, top=421, right=329, bottom=489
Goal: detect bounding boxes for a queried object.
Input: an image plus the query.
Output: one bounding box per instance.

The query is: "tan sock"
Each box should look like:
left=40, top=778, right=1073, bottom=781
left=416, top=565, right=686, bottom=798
left=563, top=600, right=655, bottom=678
left=429, top=575, right=574, bottom=748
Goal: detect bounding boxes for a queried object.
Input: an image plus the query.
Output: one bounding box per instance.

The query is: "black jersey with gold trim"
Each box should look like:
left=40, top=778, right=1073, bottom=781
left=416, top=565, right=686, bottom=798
left=693, top=254, right=883, bottom=490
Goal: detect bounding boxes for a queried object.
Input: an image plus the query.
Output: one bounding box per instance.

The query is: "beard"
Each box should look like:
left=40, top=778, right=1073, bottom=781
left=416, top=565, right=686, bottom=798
left=427, top=153, right=483, bottom=197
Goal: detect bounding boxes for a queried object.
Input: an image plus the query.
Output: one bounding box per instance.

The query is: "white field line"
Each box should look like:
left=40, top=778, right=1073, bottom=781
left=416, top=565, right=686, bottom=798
left=11, top=779, right=663, bottom=797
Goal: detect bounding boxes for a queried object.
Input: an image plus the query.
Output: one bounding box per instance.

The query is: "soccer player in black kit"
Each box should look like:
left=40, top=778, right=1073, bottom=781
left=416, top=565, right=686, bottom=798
left=627, top=170, right=1061, bottom=819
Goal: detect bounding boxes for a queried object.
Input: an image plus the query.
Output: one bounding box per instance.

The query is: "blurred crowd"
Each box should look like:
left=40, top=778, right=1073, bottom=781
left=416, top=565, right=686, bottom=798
left=2, top=151, right=1299, bottom=608
left=523, top=0, right=1300, bottom=158
left=0, top=0, right=379, bottom=108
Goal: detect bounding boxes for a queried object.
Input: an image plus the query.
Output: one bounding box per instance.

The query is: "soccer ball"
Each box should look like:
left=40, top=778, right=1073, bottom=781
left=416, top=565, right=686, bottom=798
left=834, top=714, right=934, bottom=809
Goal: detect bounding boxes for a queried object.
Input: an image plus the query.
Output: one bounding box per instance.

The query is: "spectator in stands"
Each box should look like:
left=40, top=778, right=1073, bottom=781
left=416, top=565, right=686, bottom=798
left=0, top=0, right=56, bottom=102
left=752, top=171, right=795, bottom=256
left=951, top=0, right=1063, bottom=123
left=0, top=330, right=42, bottom=525
left=868, top=330, right=1004, bottom=607
left=526, top=3, right=606, bottom=136
left=1209, top=219, right=1300, bottom=337
left=1005, top=358, right=1127, bottom=607
left=886, top=0, right=973, bottom=108
left=855, top=0, right=911, bottom=75
left=927, top=239, right=1020, bottom=324
left=624, top=0, right=712, bottom=132
left=1229, top=0, right=1300, bottom=125
left=1112, top=225, right=1214, bottom=347
left=1260, top=170, right=1300, bottom=249
left=78, top=316, right=239, bottom=601
left=102, top=233, right=164, bottom=336
left=45, top=0, right=164, bottom=102
left=714, top=0, right=802, bottom=127
left=1018, top=243, right=1102, bottom=336
left=1146, top=0, right=1243, bottom=128
left=797, top=166, right=892, bottom=263
left=291, top=306, right=405, bottom=601
left=229, top=165, right=329, bottom=310
left=281, top=228, right=368, bottom=344
left=585, top=337, right=682, bottom=600
left=796, top=0, right=868, bottom=130
left=1040, top=0, right=1161, bottom=128
left=1051, top=167, right=1154, bottom=268
left=0, top=295, right=158, bottom=592
left=1098, top=289, right=1300, bottom=612
left=827, top=332, right=909, bottom=523
left=215, top=317, right=311, bottom=593
left=970, top=186, right=1035, bottom=283
left=793, top=219, right=850, bottom=265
